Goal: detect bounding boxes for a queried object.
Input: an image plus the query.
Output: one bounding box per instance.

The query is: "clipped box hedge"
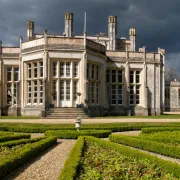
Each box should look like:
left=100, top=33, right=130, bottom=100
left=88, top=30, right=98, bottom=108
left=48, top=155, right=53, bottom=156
left=141, top=127, right=180, bottom=134
left=0, top=136, right=57, bottom=179
left=59, top=136, right=85, bottom=180
left=45, top=130, right=112, bottom=139
left=60, top=136, right=180, bottom=179
left=0, top=134, right=31, bottom=143
left=109, top=134, right=180, bottom=159
left=87, top=136, right=180, bottom=178
left=0, top=137, right=45, bottom=148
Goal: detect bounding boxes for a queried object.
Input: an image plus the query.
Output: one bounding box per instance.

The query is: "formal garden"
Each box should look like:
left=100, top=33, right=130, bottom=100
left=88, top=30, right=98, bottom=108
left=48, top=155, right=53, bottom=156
left=1, top=122, right=180, bottom=179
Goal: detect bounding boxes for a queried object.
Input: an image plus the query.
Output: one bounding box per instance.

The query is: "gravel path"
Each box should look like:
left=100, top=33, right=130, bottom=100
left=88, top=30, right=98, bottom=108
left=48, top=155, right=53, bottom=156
left=6, top=139, right=76, bottom=180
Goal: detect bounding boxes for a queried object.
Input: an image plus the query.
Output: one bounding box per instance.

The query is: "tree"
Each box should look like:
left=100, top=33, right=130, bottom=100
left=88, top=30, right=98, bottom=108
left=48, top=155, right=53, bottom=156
left=165, top=67, right=180, bottom=82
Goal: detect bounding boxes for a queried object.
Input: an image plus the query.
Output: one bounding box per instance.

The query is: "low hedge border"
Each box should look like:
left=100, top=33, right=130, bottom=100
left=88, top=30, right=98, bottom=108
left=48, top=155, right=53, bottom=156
left=0, top=134, right=31, bottom=143
left=87, top=136, right=180, bottom=178
left=141, top=127, right=180, bottom=134
left=59, top=136, right=85, bottom=180
left=1, top=122, right=180, bottom=133
left=0, top=136, right=57, bottom=179
left=0, top=137, right=45, bottom=148
left=109, top=134, right=180, bottom=160
left=45, top=130, right=112, bottom=139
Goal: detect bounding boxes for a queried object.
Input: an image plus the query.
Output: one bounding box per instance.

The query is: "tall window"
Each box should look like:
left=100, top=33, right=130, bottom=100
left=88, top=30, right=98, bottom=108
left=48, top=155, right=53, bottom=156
left=7, top=68, right=12, bottom=81
left=27, top=81, right=31, bottom=104
left=87, top=63, right=100, bottom=104
left=39, top=80, right=43, bottom=103
left=26, top=62, right=43, bottom=105
left=74, top=62, right=78, bottom=77
left=33, top=80, right=37, bottom=103
left=66, top=80, right=70, bottom=100
left=60, top=80, right=64, bottom=100
left=34, top=63, right=37, bottom=78
left=92, top=65, right=94, bottom=79
left=28, top=64, right=31, bottom=79
left=6, top=67, right=19, bottom=105
left=52, top=80, right=57, bottom=101
left=40, top=62, right=43, bottom=78
left=129, top=70, right=141, bottom=105
left=60, top=62, right=64, bottom=77
left=96, top=83, right=99, bottom=104
left=106, top=69, right=123, bottom=105
left=66, top=62, right=71, bottom=77
left=74, top=81, right=78, bottom=100
left=53, top=62, right=57, bottom=77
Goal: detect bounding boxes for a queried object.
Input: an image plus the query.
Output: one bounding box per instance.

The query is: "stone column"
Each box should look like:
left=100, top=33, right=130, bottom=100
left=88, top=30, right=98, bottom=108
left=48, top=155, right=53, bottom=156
left=81, top=52, right=87, bottom=105
left=57, top=61, right=60, bottom=107
left=70, top=61, right=73, bottom=107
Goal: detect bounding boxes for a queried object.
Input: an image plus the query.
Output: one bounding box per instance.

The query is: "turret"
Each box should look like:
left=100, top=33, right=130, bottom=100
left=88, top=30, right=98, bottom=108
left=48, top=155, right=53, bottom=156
left=108, top=15, right=117, bottom=51
left=27, top=21, right=34, bottom=41
left=129, top=28, right=136, bottom=51
left=64, top=12, right=73, bottom=37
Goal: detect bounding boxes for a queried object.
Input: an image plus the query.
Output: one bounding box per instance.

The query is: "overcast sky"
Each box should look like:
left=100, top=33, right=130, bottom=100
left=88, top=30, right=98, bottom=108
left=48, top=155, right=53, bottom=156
left=0, top=0, right=179, bottom=74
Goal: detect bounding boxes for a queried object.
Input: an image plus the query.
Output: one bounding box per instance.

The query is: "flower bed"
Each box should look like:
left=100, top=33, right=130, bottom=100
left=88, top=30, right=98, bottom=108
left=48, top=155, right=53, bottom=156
left=60, top=136, right=180, bottom=179
left=45, top=130, right=112, bottom=139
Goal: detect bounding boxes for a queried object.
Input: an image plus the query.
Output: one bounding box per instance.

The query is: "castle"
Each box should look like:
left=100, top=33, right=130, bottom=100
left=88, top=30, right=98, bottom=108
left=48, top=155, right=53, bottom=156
left=0, top=12, right=165, bottom=117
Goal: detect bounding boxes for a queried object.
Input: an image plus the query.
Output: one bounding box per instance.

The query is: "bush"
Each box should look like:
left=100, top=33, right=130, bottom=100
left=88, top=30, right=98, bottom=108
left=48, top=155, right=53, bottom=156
left=0, top=136, right=57, bottom=179
left=59, top=136, right=85, bottom=180
left=141, top=127, right=180, bottom=134
left=45, top=130, right=112, bottom=139
left=86, top=136, right=180, bottom=178
left=0, top=134, right=31, bottom=143
left=0, top=137, right=45, bottom=148
left=109, top=134, right=180, bottom=159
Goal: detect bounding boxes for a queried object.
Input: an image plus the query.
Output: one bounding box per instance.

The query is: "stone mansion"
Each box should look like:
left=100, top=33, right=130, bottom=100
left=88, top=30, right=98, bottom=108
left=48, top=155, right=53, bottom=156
left=0, top=12, right=166, bottom=117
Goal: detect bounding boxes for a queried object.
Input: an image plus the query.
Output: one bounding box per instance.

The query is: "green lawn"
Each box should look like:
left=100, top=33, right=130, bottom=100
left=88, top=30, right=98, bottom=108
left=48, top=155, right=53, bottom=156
left=95, top=114, right=180, bottom=119
left=0, top=116, right=41, bottom=119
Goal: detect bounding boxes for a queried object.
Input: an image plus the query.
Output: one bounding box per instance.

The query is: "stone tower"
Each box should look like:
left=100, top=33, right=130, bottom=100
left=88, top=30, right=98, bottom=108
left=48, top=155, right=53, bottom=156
left=108, top=16, right=117, bottom=51
left=64, top=12, right=73, bottom=37
left=129, top=28, right=136, bottom=51
left=27, top=21, right=34, bottom=41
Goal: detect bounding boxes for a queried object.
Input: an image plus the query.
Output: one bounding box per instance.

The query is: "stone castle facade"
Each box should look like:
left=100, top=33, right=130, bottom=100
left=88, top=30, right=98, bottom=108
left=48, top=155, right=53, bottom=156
left=0, top=12, right=165, bottom=117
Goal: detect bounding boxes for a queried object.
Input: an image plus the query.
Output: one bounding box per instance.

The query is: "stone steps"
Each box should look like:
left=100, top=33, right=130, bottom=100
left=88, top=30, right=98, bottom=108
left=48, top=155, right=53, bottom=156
left=45, top=107, right=89, bottom=119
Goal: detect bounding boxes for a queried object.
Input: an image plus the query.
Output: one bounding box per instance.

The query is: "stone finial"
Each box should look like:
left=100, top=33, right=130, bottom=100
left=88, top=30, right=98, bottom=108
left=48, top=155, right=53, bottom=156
left=129, top=28, right=136, bottom=36
left=158, top=48, right=165, bottom=55
left=19, top=36, right=23, bottom=42
left=108, top=16, right=117, bottom=24
left=139, top=46, right=146, bottom=52
left=44, top=29, right=48, bottom=34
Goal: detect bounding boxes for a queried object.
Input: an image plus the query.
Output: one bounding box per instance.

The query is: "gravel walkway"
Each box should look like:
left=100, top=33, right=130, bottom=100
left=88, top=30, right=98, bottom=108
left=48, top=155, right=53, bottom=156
left=6, top=139, right=76, bottom=180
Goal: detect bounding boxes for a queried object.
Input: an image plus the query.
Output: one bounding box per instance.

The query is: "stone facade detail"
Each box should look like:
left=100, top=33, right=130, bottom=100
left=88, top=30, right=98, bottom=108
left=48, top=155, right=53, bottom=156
left=0, top=12, right=165, bottom=117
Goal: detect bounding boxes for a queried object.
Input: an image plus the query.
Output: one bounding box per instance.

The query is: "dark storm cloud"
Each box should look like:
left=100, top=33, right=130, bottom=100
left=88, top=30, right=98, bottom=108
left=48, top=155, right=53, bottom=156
left=0, top=0, right=180, bottom=73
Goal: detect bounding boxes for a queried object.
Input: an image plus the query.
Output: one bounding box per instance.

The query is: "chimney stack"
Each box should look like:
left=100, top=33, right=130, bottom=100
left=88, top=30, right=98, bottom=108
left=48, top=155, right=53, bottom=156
left=27, top=21, right=34, bottom=41
left=64, top=12, right=73, bottom=37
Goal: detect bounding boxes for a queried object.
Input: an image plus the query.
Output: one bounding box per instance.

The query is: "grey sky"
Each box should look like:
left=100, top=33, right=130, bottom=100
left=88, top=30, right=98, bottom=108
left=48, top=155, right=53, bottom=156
left=0, top=0, right=179, bottom=73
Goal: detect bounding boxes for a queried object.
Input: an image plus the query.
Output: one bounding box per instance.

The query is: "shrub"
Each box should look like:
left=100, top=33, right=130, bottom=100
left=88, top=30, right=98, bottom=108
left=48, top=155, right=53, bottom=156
left=45, top=130, right=112, bottom=139
left=109, top=134, right=180, bottom=159
left=0, top=137, right=45, bottom=148
left=86, top=136, right=180, bottom=178
left=141, top=127, right=180, bottom=134
left=0, top=134, right=31, bottom=143
left=0, top=136, right=57, bottom=179
left=59, top=136, right=85, bottom=180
